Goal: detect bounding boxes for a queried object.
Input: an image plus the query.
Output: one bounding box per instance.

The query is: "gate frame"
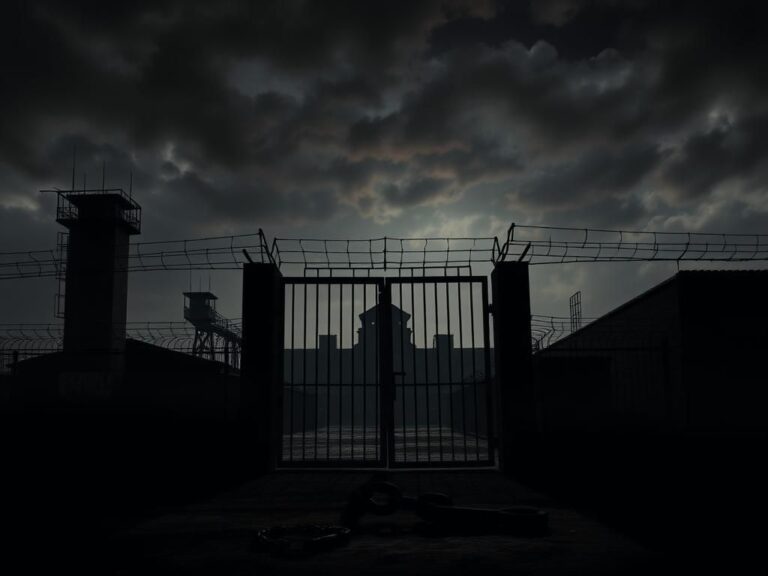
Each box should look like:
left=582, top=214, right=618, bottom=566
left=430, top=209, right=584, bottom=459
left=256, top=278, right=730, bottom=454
left=279, top=276, right=387, bottom=468
left=274, top=273, right=495, bottom=469
left=385, top=276, right=495, bottom=468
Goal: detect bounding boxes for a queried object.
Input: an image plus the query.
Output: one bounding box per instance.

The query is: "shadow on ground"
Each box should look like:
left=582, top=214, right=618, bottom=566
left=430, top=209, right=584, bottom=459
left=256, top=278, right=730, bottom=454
left=4, top=417, right=765, bottom=574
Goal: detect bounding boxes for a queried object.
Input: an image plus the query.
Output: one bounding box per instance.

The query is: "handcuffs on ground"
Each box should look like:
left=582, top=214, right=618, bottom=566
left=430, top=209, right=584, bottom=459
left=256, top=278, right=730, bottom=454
left=255, top=480, right=548, bottom=557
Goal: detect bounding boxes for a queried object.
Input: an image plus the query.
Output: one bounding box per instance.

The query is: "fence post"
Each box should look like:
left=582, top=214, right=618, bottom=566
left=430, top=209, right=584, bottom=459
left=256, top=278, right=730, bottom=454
left=491, top=261, right=534, bottom=473
left=241, top=262, right=284, bottom=474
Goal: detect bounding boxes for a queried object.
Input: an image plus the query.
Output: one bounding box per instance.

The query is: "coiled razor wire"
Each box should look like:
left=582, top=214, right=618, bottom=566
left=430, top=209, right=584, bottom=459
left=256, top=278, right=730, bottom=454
left=0, top=320, right=242, bottom=371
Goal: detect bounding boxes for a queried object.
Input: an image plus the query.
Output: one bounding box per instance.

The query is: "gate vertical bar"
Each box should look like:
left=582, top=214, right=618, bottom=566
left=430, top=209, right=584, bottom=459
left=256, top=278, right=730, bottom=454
left=339, top=283, right=343, bottom=458
left=289, top=283, right=295, bottom=461
left=302, top=284, right=307, bottom=460
left=350, top=282, right=355, bottom=459
left=481, top=277, right=495, bottom=465
left=433, top=281, right=443, bottom=461
left=379, top=281, right=394, bottom=465
left=446, top=281, right=455, bottom=461
left=470, top=281, right=480, bottom=461
left=410, top=279, right=419, bottom=462
left=398, top=280, right=406, bottom=462
left=363, top=283, right=368, bottom=458
left=374, top=283, right=380, bottom=460
left=326, top=282, right=331, bottom=459
left=314, top=282, right=319, bottom=459
left=457, top=281, right=467, bottom=461
left=422, top=281, right=431, bottom=461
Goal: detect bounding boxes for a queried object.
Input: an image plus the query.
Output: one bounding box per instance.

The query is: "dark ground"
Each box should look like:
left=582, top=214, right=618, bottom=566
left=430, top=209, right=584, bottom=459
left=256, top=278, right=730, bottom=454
left=9, top=465, right=765, bottom=575
left=93, top=470, right=663, bottom=575
left=4, top=415, right=766, bottom=575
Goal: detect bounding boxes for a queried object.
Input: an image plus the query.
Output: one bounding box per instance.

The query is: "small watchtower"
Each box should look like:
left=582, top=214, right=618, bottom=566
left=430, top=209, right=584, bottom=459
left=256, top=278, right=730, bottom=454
left=183, top=291, right=241, bottom=368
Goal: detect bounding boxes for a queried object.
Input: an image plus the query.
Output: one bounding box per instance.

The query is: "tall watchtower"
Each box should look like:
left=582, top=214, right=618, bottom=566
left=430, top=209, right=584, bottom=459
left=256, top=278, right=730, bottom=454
left=53, top=188, right=141, bottom=372
left=183, top=291, right=242, bottom=368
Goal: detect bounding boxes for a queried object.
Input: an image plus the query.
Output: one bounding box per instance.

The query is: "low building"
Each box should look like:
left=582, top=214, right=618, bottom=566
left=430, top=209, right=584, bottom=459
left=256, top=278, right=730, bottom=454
left=534, top=270, right=768, bottom=436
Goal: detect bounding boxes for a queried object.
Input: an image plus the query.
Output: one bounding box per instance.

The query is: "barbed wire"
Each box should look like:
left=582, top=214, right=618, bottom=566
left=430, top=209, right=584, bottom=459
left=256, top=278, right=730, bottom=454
left=0, top=320, right=243, bottom=372
left=497, top=224, right=768, bottom=264
left=2, top=224, right=767, bottom=280
left=0, top=230, right=273, bottom=279
left=272, top=237, right=497, bottom=275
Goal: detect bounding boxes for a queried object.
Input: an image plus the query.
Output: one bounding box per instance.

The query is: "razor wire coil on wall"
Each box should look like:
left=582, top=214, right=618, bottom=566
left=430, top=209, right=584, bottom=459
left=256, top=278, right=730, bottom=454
left=0, top=320, right=242, bottom=372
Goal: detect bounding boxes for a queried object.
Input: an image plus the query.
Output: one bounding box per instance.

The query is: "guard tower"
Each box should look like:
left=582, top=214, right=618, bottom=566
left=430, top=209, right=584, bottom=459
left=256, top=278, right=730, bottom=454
left=53, top=187, right=141, bottom=373
left=357, top=304, right=412, bottom=349
left=183, top=291, right=242, bottom=368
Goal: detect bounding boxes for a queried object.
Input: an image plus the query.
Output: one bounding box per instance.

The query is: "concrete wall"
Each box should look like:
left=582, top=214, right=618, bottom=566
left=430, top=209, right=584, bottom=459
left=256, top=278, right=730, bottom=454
left=513, top=271, right=767, bottom=556
left=535, top=270, right=768, bottom=438
left=677, top=271, right=768, bottom=435
left=535, top=275, right=685, bottom=434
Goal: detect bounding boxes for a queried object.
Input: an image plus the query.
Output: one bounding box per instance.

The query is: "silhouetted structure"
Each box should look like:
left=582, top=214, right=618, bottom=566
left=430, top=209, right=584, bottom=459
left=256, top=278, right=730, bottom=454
left=183, top=291, right=241, bottom=368
left=10, top=188, right=240, bottom=415
left=54, top=188, right=141, bottom=378
left=518, top=270, right=768, bottom=562
left=279, top=299, right=492, bottom=465
left=533, top=270, right=768, bottom=435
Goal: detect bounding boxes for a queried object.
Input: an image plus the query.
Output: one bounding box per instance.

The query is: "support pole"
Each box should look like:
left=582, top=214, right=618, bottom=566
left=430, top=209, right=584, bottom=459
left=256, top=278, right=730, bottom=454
left=490, top=261, right=534, bottom=473
left=241, top=262, right=284, bottom=474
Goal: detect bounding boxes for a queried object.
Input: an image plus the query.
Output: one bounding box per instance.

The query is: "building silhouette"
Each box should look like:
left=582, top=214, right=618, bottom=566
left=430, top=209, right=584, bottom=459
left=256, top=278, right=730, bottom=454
left=282, top=303, right=489, bottom=434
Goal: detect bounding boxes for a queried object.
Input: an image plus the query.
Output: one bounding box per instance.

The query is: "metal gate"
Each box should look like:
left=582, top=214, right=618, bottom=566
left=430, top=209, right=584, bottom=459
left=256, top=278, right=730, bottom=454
left=280, top=276, right=493, bottom=468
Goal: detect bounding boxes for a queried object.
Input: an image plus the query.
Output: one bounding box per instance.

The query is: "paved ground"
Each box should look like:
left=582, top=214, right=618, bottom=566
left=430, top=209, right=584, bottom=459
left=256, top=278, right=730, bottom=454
left=282, top=425, right=490, bottom=463
left=99, top=471, right=664, bottom=575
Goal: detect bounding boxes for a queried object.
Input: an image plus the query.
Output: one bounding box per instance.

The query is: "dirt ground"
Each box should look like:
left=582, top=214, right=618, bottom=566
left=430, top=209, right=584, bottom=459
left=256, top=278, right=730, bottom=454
left=76, top=470, right=674, bottom=575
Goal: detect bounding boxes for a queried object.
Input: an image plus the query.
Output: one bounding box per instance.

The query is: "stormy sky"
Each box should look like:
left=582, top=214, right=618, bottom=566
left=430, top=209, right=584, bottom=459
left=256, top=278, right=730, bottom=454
left=1, top=0, right=767, bottom=324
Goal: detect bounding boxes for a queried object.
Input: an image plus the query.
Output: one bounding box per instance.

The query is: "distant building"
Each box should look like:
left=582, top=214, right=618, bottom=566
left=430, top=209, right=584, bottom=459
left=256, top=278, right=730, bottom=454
left=283, top=303, right=490, bottom=432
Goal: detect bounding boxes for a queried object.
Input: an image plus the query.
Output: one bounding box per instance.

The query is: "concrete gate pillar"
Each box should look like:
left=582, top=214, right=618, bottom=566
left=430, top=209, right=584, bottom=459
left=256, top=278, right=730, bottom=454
left=241, top=262, right=284, bottom=473
left=491, top=261, right=535, bottom=473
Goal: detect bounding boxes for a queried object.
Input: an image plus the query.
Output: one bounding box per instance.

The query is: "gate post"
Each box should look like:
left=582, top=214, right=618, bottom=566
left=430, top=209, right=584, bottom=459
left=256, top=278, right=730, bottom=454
left=241, top=262, right=284, bottom=474
left=491, top=261, right=534, bottom=473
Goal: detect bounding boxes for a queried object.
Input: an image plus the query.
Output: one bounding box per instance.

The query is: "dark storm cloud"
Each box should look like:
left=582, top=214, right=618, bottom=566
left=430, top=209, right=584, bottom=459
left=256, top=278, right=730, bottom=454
left=157, top=171, right=338, bottom=227
left=381, top=177, right=454, bottom=207
left=348, top=40, right=647, bottom=160
left=2, top=0, right=768, bottom=237
left=519, top=143, right=664, bottom=207
left=662, top=111, right=768, bottom=200
left=3, top=0, right=768, bottom=325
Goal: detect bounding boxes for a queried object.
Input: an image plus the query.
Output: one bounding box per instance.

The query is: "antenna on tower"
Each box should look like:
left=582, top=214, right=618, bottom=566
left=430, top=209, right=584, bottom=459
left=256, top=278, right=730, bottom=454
left=101, top=160, right=106, bottom=191
left=569, top=291, right=582, bottom=332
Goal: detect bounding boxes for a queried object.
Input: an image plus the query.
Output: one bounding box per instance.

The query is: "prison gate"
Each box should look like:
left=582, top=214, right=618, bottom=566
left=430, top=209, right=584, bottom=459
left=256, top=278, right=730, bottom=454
left=240, top=258, right=532, bottom=472
left=279, top=276, right=493, bottom=468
